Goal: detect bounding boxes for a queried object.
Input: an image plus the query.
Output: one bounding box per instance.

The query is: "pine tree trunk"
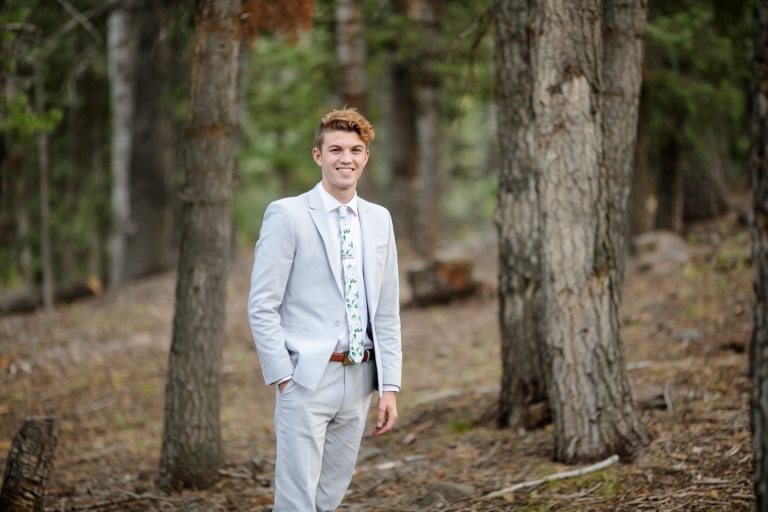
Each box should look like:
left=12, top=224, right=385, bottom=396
left=412, top=0, right=441, bottom=257
left=0, top=416, right=59, bottom=512
left=628, top=88, right=655, bottom=235
left=335, top=0, right=367, bottom=111
left=383, top=60, right=417, bottom=238
left=157, top=0, right=240, bottom=490
left=654, top=136, right=683, bottom=232
left=107, top=5, right=138, bottom=288
left=682, top=131, right=729, bottom=222
left=537, top=0, right=649, bottom=464
left=494, top=0, right=649, bottom=462
left=603, top=0, right=647, bottom=281
left=750, top=1, right=768, bottom=506
left=335, top=0, right=375, bottom=198
left=127, top=2, right=180, bottom=280
left=492, top=0, right=548, bottom=429
left=35, top=75, right=54, bottom=312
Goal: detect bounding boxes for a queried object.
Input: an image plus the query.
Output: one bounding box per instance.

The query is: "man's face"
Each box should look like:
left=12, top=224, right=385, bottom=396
left=313, top=130, right=369, bottom=196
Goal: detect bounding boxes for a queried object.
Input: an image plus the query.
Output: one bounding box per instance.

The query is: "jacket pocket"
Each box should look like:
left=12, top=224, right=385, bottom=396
left=280, top=323, right=311, bottom=332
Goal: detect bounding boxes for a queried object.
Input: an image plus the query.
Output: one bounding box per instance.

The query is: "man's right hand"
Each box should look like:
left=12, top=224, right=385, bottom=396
left=279, top=379, right=291, bottom=392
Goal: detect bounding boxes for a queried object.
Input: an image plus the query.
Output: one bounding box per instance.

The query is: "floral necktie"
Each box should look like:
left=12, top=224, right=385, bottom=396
left=339, top=205, right=364, bottom=364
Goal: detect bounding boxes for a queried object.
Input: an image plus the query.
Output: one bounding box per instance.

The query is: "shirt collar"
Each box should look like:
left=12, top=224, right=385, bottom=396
left=317, top=182, right=358, bottom=215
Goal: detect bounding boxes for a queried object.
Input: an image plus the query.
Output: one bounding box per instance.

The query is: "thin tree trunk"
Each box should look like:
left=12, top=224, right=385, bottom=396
left=682, top=131, right=729, bottom=222
left=335, top=0, right=367, bottom=111
left=384, top=60, right=417, bottom=238
left=412, top=0, right=440, bottom=257
left=16, top=163, right=32, bottom=282
left=35, top=76, right=54, bottom=312
left=335, top=0, right=375, bottom=199
left=603, top=0, right=647, bottom=281
left=654, top=136, right=683, bottom=232
left=108, top=5, right=137, bottom=289
left=750, top=1, right=768, bottom=506
left=492, top=0, right=548, bottom=429
left=628, top=87, right=655, bottom=235
left=158, top=0, right=240, bottom=490
left=127, top=1, right=179, bottom=280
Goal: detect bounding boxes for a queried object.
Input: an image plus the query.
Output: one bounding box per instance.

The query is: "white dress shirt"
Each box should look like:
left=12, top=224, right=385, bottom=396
left=278, top=183, right=399, bottom=392
left=317, top=184, right=373, bottom=353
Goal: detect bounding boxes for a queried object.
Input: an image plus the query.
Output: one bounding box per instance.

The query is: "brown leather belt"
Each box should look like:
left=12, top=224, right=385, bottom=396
left=329, top=349, right=373, bottom=365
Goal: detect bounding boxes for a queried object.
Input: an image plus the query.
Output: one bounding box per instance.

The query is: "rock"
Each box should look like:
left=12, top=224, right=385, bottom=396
left=406, top=259, right=477, bottom=307
left=631, top=231, right=689, bottom=275
left=632, top=383, right=666, bottom=410
left=676, top=328, right=702, bottom=343
left=420, top=482, right=476, bottom=508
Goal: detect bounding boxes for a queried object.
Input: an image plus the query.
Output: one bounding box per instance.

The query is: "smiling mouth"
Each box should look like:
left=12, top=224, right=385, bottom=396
left=336, top=168, right=355, bottom=173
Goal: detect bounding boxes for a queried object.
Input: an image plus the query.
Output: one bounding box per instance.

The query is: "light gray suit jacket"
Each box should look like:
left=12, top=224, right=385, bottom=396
left=248, top=183, right=402, bottom=396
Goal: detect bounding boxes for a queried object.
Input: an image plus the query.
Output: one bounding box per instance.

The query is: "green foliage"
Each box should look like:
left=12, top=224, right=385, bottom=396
left=2, top=93, right=62, bottom=142
left=645, top=0, right=754, bottom=171
left=236, top=25, right=338, bottom=244
left=446, top=417, right=473, bottom=433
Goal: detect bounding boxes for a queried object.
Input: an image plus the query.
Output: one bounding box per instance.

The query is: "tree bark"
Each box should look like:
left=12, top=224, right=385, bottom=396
left=492, top=0, right=548, bottom=429
left=35, top=75, right=54, bottom=312
left=108, top=5, right=138, bottom=289
left=0, top=416, right=59, bottom=512
left=335, top=0, right=367, bottom=112
left=654, top=136, right=683, bottom=232
left=157, top=0, right=240, bottom=490
left=126, top=1, right=181, bottom=280
left=628, top=87, right=655, bottom=235
left=750, top=1, right=768, bottom=507
left=602, top=0, right=647, bottom=281
left=682, top=131, right=729, bottom=222
left=383, top=59, right=417, bottom=238
left=412, top=0, right=441, bottom=257
left=494, top=0, right=650, bottom=462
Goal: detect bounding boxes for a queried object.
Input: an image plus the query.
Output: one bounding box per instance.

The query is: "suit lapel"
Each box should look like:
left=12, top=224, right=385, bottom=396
left=358, top=198, right=378, bottom=317
left=308, top=186, right=344, bottom=296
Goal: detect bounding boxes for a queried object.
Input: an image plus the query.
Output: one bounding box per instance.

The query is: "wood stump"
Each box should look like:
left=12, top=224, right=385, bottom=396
left=0, top=416, right=59, bottom=512
left=406, top=259, right=477, bottom=307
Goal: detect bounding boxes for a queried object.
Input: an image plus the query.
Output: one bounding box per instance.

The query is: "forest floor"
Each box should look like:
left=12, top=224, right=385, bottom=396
left=0, top=208, right=755, bottom=511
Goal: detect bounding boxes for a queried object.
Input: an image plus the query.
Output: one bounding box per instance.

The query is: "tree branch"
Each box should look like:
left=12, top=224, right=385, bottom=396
left=54, top=0, right=105, bottom=44
left=482, top=455, right=619, bottom=500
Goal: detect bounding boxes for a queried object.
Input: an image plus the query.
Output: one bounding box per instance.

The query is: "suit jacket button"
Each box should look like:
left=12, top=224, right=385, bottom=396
left=334, top=319, right=341, bottom=326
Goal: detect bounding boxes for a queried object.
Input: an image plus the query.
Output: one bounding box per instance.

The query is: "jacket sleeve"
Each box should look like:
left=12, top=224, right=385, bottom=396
left=374, top=211, right=402, bottom=389
left=248, top=202, right=296, bottom=385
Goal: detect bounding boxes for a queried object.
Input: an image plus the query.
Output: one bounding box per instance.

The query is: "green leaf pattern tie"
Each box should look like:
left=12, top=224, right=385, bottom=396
left=339, top=205, right=364, bottom=364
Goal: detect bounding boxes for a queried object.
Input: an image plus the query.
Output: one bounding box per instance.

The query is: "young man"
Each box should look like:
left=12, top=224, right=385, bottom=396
left=248, top=109, right=402, bottom=511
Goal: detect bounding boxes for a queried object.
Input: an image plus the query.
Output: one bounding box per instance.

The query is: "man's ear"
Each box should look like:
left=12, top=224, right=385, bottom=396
left=312, top=147, right=322, bottom=166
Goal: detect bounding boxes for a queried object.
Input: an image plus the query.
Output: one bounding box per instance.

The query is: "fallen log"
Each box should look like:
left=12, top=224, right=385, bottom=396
left=0, top=416, right=60, bottom=512
left=406, top=258, right=477, bottom=307
left=0, top=281, right=96, bottom=315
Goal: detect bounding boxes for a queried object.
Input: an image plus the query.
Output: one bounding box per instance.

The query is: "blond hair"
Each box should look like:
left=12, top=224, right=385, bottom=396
left=314, top=108, right=375, bottom=150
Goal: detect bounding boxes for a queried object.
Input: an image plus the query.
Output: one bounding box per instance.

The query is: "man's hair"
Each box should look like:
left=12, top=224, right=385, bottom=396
left=314, top=108, right=375, bottom=151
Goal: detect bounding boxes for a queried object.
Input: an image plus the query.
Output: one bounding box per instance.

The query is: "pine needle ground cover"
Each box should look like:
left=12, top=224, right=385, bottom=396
left=0, top=209, right=753, bottom=511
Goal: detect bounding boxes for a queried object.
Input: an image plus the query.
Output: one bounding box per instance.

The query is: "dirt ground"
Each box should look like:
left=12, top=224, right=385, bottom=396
left=0, top=210, right=755, bottom=511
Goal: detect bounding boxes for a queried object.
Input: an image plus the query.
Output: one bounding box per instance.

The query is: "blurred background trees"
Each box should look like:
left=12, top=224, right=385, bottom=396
left=0, top=0, right=756, bottom=305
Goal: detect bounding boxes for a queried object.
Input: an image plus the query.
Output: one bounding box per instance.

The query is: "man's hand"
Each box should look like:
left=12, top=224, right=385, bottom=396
left=278, top=379, right=291, bottom=392
left=372, top=391, right=398, bottom=436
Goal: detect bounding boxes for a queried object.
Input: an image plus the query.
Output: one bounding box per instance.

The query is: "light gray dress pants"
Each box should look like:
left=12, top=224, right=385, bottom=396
left=273, top=359, right=374, bottom=512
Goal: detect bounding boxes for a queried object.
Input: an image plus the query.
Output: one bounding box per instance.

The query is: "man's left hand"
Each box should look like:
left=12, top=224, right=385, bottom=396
left=372, top=391, right=398, bottom=436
